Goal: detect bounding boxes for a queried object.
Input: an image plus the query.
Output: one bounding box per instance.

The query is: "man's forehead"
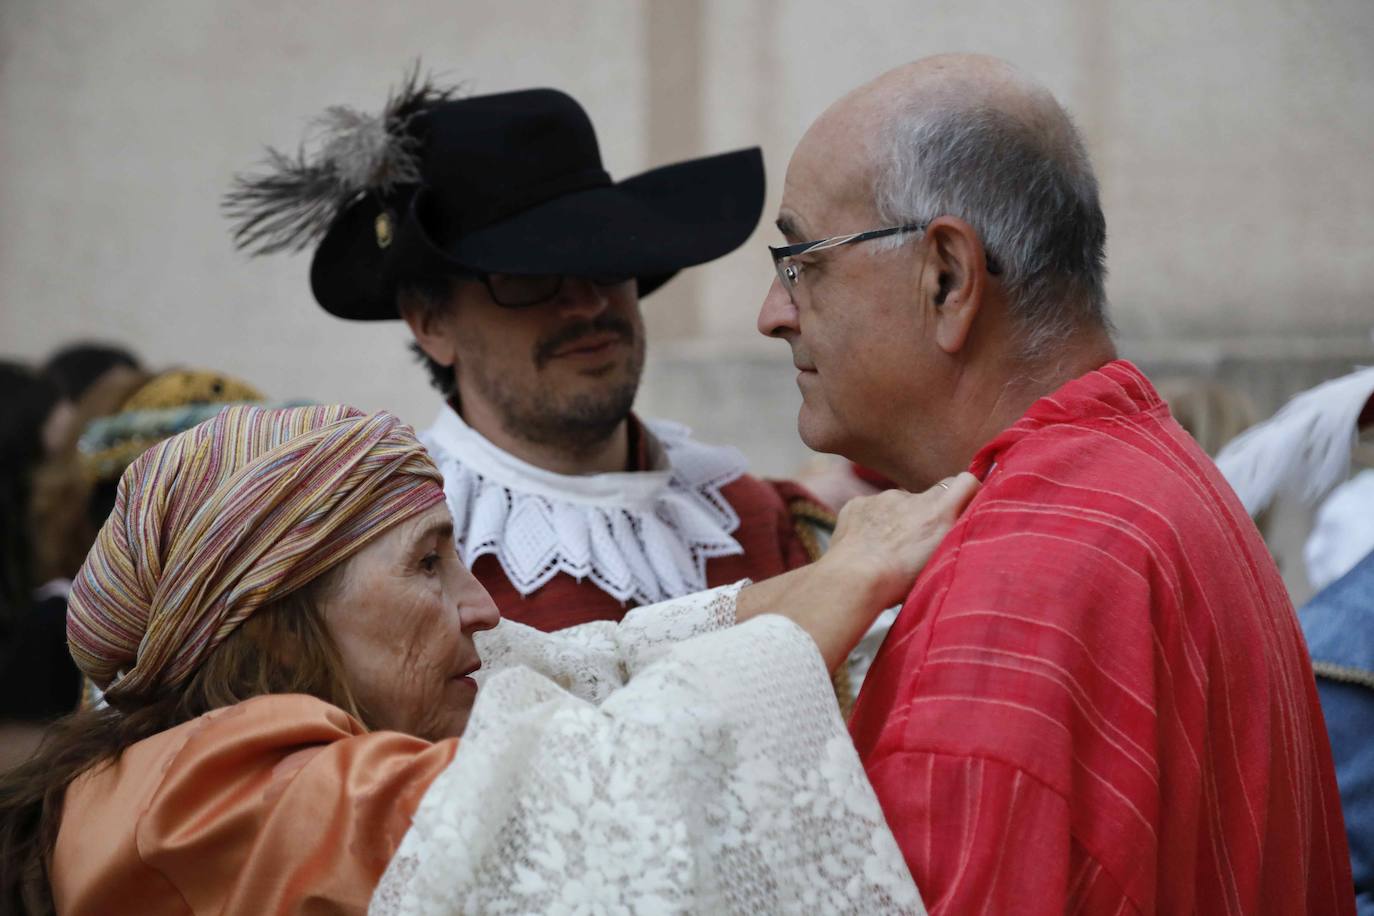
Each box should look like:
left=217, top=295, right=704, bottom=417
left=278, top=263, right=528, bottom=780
left=779, top=113, right=879, bottom=238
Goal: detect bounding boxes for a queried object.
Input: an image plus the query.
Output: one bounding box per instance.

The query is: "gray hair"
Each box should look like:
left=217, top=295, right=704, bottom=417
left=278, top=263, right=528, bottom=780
left=872, top=100, right=1110, bottom=358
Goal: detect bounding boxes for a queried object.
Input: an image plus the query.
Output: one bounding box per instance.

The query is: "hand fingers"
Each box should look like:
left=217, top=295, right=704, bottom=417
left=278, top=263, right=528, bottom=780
left=930, top=472, right=980, bottom=516
left=834, top=472, right=982, bottom=539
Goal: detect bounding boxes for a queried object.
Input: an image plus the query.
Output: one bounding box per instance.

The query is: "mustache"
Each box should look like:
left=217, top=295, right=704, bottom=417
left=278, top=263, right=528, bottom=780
left=534, top=316, right=637, bottom=368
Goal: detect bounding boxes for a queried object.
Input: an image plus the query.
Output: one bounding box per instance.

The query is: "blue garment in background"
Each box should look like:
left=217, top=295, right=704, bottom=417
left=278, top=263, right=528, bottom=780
left=1302, top=549, right=1374, bottom=916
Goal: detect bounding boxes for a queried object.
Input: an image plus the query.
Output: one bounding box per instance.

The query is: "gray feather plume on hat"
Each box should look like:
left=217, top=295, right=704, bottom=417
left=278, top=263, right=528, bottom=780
left=223, top=65, right=460, bottom=256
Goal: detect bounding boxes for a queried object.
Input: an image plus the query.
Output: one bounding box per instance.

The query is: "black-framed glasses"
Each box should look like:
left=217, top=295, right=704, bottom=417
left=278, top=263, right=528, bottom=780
left=463, top=272, right=633, bottom=308
left=769, top=224, right=925, bottom=298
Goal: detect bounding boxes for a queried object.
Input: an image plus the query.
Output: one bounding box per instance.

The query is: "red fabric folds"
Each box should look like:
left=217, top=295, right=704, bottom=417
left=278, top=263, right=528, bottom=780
left=849, top=360, right=1354, bottom=915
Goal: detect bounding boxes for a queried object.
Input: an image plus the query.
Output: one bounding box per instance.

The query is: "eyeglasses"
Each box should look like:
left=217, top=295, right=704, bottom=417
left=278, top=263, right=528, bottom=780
left=464, top=272, right=633, bottom=308
left=769, top=224, right=925, bottom=298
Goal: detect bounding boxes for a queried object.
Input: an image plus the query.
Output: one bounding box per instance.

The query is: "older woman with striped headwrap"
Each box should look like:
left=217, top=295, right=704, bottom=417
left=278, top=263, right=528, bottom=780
left=0, top=404, right=976, bottom=915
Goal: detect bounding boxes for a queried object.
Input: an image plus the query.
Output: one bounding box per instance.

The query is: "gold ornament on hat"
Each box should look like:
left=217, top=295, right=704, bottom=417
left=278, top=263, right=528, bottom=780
left=375, top=210, right=394, bottom=248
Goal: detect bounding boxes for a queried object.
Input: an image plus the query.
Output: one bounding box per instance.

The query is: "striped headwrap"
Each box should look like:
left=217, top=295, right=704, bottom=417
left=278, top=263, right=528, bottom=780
left=67, top=404, right=445, bottom=702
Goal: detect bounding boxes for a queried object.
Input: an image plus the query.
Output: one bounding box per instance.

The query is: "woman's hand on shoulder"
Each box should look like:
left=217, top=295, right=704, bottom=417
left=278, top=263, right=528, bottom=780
left=734, top=473, right=980, bottom=672
left=823, top=472, right=981, bottom=610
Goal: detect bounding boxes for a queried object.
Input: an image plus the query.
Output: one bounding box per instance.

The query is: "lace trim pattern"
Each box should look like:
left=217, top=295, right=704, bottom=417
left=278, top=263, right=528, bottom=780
left=421, top=409, right=749, bottom=604
left=370, top=584, right=924, bottom=915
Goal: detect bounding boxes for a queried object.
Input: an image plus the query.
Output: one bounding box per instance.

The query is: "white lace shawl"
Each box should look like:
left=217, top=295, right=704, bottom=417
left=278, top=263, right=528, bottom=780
left=420, top=407, right=749, bottom=605
left=370, top=583, right=924, bottom=916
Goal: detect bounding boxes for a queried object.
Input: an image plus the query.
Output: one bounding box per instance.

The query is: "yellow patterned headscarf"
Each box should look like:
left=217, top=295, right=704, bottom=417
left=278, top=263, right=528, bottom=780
left=79, top=368, right=275, bottom=484
left=120, top=369, right=264, bottom=411
left=67, top=404, right=445, bottom=702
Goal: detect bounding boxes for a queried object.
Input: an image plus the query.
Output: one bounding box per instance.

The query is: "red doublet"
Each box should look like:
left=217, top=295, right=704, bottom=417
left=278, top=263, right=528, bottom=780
left=476, top=475, right=818, bottom=631
left=849, top=361, right=1353, bottom=915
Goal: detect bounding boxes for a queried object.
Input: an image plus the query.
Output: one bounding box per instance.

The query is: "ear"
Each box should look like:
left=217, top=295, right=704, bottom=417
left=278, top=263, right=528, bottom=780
left=399, top=296, right=458, bottom=369
left=920, top=215, right=991, bottom=356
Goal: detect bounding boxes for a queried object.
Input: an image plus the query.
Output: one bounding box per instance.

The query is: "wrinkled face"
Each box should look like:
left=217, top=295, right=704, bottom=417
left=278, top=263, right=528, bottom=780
left=320, top=501, right=500, bottom=741
left=756, top=116, right=934, bottom=464
left=435, top=278, right=646, bottom=452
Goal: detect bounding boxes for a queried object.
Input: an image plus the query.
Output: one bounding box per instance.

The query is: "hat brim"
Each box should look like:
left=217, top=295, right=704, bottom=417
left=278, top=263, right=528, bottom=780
left=311, top=147, right=763, bottom=321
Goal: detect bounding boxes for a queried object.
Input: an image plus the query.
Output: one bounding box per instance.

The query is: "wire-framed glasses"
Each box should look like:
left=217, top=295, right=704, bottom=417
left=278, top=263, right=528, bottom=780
left=768, top=224, right=925, bottom=298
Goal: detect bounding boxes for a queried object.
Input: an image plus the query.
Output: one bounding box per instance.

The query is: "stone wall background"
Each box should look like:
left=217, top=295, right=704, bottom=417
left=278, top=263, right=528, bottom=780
left=3, top=0, right=1372, bottom=600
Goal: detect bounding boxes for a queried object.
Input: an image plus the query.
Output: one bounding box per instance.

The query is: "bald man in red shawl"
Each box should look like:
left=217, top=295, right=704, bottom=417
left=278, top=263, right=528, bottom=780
left=758, top=54, right=1354, bottom=915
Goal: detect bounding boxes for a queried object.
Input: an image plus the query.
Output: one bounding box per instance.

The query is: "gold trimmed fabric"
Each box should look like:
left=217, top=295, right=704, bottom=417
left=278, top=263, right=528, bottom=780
left=1311, top=659, right=1374, bottom=691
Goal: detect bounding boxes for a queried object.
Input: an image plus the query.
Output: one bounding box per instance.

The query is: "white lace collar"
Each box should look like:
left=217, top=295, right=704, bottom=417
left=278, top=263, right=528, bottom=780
left=420, top=406, right=749, bottom=604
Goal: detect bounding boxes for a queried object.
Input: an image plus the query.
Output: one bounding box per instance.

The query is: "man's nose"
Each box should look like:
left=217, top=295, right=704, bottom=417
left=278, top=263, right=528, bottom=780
left=555, top=276, right=612, bottom=320
left=758, top=275, right=800, bottom=339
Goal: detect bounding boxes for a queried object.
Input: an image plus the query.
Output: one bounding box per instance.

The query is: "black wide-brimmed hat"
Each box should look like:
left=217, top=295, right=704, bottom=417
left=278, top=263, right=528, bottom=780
left=226, top=74, right=765, bottom=321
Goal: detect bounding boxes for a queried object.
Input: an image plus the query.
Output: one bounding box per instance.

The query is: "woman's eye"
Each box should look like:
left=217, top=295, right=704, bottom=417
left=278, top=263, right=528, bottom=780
left=420, top=552, right=440, bottom=575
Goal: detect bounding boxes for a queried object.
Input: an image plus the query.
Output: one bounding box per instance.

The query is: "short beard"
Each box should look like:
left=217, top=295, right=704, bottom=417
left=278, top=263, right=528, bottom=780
left=499, top=377, right=641, bottom=455
left=467, top=324, right=645, bottom=458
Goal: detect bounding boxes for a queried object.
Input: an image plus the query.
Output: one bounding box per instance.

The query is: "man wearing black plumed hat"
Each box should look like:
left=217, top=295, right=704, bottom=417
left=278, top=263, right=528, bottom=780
left=226, top=70, right=838, bottom=664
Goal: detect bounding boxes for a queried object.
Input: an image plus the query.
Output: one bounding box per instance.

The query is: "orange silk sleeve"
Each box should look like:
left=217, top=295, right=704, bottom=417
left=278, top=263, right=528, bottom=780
left=53, top=694, right=457, bottom=916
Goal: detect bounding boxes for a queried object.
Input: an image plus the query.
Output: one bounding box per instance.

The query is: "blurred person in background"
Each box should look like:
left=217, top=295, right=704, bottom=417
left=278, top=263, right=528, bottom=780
left=42, top=342, right=142, bottom=406
left=1302, top=549, right=1374, bottom=916
left=1213, top=365, right=1374, bottom=612
left=225, top=71, right=835, bottom=643
left=0, top=362, right=88, bottom=769
left=76, top=367, right=277, bottom=529
left=757, top=53, right=1352, bottom=913
left=43, top=343, right=148, bottom=441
